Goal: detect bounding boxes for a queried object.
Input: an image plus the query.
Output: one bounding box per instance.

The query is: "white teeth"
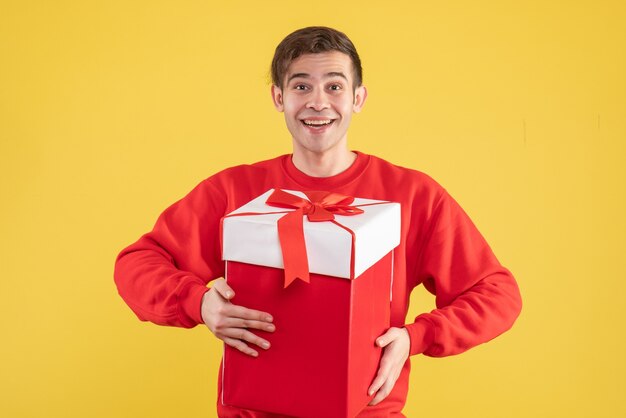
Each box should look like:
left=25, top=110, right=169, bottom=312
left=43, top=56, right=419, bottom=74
left=303, top=119, right=332, bottom=126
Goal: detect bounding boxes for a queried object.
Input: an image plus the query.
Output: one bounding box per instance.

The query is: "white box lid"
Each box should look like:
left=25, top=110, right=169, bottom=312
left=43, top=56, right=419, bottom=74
left=221, top=189, right=400, bottom=279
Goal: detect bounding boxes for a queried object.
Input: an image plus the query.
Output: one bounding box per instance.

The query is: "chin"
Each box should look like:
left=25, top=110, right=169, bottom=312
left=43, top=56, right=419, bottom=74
left=290, top=128, right=347, bottom=155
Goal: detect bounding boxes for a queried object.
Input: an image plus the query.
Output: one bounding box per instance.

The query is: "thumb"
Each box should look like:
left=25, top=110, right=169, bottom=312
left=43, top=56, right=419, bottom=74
left=213, top=278, right=235, bottom=300
left=376, top=327, right=399, bottom=348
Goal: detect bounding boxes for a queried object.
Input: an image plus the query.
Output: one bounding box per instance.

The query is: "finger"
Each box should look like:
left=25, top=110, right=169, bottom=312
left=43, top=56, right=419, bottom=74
left=227, top=304, right=273, bottom=323
left=376, top=328, right=399, bottom=348
left=368, top=357, right=392, bottom=396
left=223, top=336, right=258, bottom=357
left=368, top=372, right=387, bottom=397
left=369, top=378, right=394, bottom=406
left=222, top=327, right=271, bottom=350
left=212, top=278, right=235, bottom=300
left=368, top=351, right=394, bottom=396
left=223, top=317, right=276, bottom=332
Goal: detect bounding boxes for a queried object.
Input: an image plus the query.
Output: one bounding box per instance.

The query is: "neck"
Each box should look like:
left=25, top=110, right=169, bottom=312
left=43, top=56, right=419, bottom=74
left=291, top=147, right=357, bottom=178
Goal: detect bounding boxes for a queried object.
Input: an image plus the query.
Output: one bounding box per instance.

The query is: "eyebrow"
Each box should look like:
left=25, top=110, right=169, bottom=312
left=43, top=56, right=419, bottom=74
left=287, top=71, right=348, bottom=83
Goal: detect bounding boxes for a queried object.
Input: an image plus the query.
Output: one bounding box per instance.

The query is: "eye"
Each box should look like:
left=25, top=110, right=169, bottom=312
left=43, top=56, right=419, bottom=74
left=294, top=84, right=308, bottom=91
left=329, top=84, right=343, bottom=91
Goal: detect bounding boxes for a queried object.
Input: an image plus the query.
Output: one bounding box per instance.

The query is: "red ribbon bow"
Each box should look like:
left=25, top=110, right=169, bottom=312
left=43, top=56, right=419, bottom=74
left=265, top=189, right=364, bottom=287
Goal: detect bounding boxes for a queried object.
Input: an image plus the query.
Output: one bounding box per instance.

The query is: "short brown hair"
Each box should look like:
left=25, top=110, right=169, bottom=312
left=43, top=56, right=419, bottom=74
left=271, top=26, right=363, bottom=90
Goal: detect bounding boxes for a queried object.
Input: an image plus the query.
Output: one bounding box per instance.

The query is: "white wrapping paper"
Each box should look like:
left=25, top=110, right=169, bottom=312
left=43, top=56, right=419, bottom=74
left=221, top=189, right=400, bottom=279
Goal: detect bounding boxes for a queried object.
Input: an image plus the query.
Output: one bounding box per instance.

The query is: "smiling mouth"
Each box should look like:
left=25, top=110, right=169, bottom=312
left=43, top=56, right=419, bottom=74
left=301, top=119, right=335, bottom=127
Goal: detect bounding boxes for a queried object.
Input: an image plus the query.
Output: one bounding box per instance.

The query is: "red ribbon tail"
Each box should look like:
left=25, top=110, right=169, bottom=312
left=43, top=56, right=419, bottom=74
left=277, top=209, right=310, bottom=287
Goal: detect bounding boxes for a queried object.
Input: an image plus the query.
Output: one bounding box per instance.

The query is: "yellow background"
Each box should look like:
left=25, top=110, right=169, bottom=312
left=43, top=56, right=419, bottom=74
left=2, top=1, right=625, bottom=417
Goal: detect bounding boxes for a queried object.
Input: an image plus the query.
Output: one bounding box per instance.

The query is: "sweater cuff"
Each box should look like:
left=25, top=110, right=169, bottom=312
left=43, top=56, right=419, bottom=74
left=404, top=317, right=435, bottom=356
left=179, top=281, right=210, bottom=327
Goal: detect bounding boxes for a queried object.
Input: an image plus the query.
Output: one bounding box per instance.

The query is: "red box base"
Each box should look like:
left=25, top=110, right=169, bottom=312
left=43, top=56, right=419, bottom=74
left=221, top=252, right=393, bottom=418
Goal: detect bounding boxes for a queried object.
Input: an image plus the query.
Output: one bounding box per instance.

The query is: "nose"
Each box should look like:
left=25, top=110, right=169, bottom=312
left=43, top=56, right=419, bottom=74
left=306, top=88, right=330, bottom=111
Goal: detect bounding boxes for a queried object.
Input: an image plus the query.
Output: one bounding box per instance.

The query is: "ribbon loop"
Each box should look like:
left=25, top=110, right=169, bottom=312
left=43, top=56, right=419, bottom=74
left=265, top=189, right=364, bottom=287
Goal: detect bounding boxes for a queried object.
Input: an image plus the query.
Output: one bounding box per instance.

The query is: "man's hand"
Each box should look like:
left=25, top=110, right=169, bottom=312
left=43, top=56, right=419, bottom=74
left=201, top=278, right=275, bottom=357
left=368, top=327, right=411, bottom=406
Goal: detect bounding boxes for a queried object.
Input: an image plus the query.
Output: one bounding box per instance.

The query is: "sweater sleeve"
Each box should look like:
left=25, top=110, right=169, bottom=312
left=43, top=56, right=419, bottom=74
left=113, top=178, right=227, bottom=328
left=404, top=190, right=522, bottom=357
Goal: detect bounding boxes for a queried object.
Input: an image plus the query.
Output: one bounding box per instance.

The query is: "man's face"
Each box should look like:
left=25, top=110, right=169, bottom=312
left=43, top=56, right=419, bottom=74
left=271, top=51, right=367, bottom=156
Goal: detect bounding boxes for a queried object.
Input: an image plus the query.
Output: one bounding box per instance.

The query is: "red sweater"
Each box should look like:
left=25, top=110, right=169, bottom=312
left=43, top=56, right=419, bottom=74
left=114, top=151, right=522, bottom=417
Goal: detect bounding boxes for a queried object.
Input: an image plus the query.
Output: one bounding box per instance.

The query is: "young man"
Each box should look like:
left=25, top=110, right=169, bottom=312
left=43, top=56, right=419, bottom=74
left=114, top=26, right=522, bottom=417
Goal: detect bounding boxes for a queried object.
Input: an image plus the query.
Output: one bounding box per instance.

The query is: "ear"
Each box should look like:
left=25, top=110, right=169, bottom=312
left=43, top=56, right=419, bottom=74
left=352, top=85, right=368, bottom=113
left=271, top=84, right=284, bottom=112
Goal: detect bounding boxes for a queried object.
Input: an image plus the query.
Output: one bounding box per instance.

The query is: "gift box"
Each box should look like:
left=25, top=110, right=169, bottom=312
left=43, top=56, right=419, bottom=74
left=220, top=189, right=400, bottom=418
